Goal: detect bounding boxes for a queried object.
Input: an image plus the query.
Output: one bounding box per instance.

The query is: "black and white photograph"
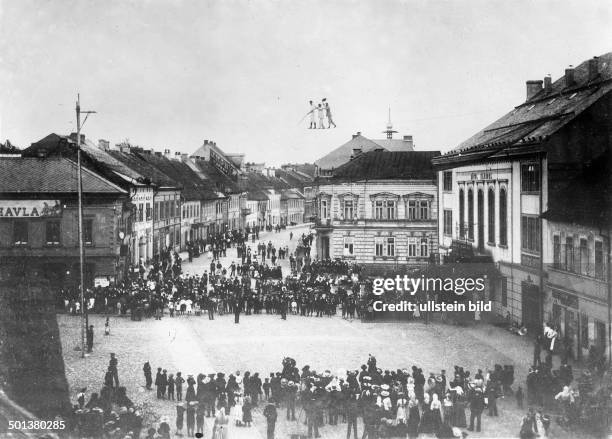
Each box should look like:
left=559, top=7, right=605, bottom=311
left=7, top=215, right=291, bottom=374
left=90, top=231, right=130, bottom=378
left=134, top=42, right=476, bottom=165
left=1, top=1, right=611, bottom=438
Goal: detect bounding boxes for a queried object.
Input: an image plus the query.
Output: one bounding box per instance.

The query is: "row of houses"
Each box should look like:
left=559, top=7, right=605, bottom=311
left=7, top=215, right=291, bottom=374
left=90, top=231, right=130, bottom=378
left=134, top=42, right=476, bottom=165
left=312, top=52, right=612, bottom=361
left=0, top=135, right=313, bottom=289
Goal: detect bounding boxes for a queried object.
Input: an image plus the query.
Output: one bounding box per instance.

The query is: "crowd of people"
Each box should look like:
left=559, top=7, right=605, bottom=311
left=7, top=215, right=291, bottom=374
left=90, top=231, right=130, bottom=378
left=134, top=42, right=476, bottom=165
left=72, top=353, right=523, bottom=439
left=61, top=226, right=612, bottom=438
left=55, top=230, right=371, bottom=327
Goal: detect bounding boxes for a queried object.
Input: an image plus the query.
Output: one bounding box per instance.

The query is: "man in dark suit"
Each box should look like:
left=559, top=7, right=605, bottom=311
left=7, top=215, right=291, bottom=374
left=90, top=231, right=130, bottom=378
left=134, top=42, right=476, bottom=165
left=86, top=325, right=94, bottom=353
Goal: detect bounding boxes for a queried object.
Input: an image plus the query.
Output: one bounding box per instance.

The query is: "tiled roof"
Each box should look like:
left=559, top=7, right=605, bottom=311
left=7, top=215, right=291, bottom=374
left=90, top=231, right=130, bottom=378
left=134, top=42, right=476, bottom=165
left=434, top=52, right=612, bottom=166
left=275, top=168, right=314, bottom=188
left=0, top=157, right=126, bottom=194
left=106, top=150, right=180, bottom=188
left=314, top=135, right=383, bottom=170
left=281, top=188, right=304, bottom=200
left=247, top=189, right=269, bottom=201
left=371, top=138, right=414, bottom=152
left=328, top=150, right=440, bottom=182
left=191, top=158, right=240, bottom=194
left=131, top=152, right=221, bottom=201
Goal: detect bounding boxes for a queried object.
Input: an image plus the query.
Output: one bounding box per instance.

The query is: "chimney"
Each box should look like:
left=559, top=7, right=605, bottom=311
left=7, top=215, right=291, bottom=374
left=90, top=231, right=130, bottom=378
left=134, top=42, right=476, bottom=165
left=98, top=139, right=110, bottom=151
left=588, top=56, right=599, bottom=81
left=119, top=143, right=131, bottom=154
left=204, top=140, right=209, bottom=145
left=565, top=65, right=575, bottom=87
left=181, top=153, right=188, bottom=161
left=154, top=151, right=162, bottom=157
left=352, top=131, right=362, bottom=139
left=526, top=80, right=543, bottom=100
left=543, top=74, right=552, bottom=93
left=163, top=149, right=172, bottom=159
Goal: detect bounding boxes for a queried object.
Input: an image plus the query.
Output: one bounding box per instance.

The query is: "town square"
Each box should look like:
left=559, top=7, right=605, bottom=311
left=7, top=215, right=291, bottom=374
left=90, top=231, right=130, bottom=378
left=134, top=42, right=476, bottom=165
left=1, top=1, right=612, bottom=438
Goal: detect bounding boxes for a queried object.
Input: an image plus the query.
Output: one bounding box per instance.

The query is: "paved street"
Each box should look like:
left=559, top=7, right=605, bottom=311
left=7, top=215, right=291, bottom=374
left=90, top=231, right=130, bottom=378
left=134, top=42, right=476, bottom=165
left=56, top=225, right=586, bottom=438
left=180, top=224, right=314, bottom=278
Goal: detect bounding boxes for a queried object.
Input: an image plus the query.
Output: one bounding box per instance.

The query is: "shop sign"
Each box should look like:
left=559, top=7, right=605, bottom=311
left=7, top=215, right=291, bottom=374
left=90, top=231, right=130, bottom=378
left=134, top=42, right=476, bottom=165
left=0, top=200, right=61, bottom=218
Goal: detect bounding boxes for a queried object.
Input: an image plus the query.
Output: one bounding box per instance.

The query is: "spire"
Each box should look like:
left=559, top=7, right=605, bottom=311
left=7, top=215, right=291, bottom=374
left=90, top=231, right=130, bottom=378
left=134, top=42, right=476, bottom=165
left=383, top=105, right=398, bottom=139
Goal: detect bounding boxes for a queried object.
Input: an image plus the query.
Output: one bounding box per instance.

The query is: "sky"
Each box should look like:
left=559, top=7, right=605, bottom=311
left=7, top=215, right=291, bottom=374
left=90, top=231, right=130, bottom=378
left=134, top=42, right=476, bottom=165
left=1, top=0, right=611, bottom=166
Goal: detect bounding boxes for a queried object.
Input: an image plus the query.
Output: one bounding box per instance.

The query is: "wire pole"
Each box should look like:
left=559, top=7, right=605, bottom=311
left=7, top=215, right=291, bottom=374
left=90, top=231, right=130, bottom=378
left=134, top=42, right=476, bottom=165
left=76, top=94, right=86, bottom=358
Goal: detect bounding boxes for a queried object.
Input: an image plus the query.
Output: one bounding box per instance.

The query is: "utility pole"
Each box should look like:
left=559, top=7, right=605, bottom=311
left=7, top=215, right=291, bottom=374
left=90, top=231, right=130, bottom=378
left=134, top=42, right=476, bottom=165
left=76, top=94, right=96, bottom=358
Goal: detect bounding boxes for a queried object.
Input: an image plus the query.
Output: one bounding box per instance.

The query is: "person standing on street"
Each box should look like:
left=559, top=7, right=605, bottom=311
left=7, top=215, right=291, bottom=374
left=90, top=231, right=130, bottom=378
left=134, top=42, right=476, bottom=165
left=263, top=398, right=278, bottom=439
left=468, top=387, right=485, bottom=432
left=234, top=296, right=241, bottom=324
left=109, top=353, right=119, bottom=387
left=86, top=325, right=94, bottom=353
left=143, top=361, right=152, bottom=390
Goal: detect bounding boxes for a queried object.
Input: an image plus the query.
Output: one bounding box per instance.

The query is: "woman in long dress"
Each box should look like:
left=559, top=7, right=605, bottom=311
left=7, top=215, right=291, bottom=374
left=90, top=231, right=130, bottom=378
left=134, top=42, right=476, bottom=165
left=430, top=393, right=443, bottom=434
left=212, top=403, right=229, bottom=439
left=442, top=393, right=454, bottom=426
left=406, top=398, right=420, bottom=439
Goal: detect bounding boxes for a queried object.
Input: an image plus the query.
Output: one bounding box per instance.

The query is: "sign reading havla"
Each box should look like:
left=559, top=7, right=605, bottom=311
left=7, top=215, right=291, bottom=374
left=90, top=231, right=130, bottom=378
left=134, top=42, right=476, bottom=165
left=0, top=200, right=62, bottom=218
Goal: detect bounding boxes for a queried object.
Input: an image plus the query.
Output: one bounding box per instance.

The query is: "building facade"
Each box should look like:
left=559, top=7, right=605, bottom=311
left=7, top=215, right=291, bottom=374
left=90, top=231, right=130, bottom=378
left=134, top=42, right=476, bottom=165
left=0, top=157, right=127, bottom=289
left=433, top=53, right=612, bottom=357
left=315, top=150, right=439, bottom=273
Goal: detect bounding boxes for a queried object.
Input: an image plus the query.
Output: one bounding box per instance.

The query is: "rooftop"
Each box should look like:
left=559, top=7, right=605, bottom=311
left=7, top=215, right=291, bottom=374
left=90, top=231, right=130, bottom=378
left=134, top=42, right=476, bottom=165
left=0, top=157, right=126, bottom=195
left=327, top=150, right=440, bottom=182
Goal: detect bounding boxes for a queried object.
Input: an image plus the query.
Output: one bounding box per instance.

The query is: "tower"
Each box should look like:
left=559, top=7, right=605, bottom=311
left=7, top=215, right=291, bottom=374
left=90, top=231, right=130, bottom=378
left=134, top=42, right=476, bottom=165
left=382, top=106, right=398, bottom=139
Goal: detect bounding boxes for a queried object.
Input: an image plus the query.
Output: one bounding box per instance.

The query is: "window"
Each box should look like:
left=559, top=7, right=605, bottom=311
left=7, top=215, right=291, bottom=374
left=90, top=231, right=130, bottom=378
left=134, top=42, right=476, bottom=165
left=443, top=171, right=453, bottom=191
left=375, top=237, right=395, bottom=257
left=579, top=238, right=589, bottom=275
left=320, top=199, right=329, bottom=218
left=408, top=238, right=417, bottom=257
left=459, top=189, right=465, bottom=237
left=46, top=221, right=61, bottom=245
left=138, top=203, right=144, bottom=222
left=343, top=199, right=354, bottom=219
left=521, top=163, right=540, bottom=192
left=170, top=200, right=175, bottom=218
left=386, top=237, right=395, bottom=256
left=13, top=221, right=28, bottom=245
left=443, top=210, right=452, bottom=236
left=146, top=203, right=152, bottom=221
left=595, top=241, right=605, bottom=279
left=468, top=189, right=474, bottom=240
left=407, top=199, right=429, bottom=220
left=419, top=201, right=429, bottom=220
left=155, top=202, right=160, bottom=221
left=408, top=200, right=417, bottom=220
left=499, top=188, right=507, bottom=246
left=521, top=216, right=540, bottom=254
left=343, top=236, right=354, bottom=256
left=374, top=199, right=396, bottom=220
left=553, top=235, right=561, bottom=268
left=501, top=277, right=507, bottom=307
left=83, top=219, right=93, bottom=245
left=487, top=188, right=495, bottom=244
left=420, top=238, right=429, bottom=257
left=565, top=236, right=575, bottom=272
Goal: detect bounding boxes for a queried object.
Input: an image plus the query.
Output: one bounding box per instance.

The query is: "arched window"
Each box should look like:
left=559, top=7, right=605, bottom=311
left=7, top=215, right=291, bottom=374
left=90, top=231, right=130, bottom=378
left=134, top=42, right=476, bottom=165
left=467, top=188, right=474, bottom=240
left=488, top=187, right=495, bottom=244
left=458, top=189, right=465, bottom=237
left=499, top=188, right=507, bottom=246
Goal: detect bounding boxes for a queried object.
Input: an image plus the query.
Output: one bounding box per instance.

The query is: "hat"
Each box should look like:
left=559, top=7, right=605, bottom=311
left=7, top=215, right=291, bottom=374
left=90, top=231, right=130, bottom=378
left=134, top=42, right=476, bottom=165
left=381, top=384, right=390, bottom=391
left=381, top=390, right=389, bottom=397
